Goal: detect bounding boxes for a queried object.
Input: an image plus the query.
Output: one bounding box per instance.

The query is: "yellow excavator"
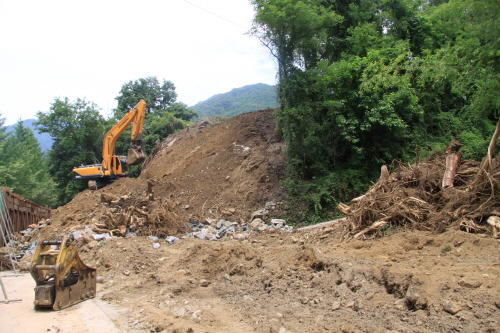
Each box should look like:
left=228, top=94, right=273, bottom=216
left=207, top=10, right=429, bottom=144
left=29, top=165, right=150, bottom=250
left=72, top=99, right=147, bottom=190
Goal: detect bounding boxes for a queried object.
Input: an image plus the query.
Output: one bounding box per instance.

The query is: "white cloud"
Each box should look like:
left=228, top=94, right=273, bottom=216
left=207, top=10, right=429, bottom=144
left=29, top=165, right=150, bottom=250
left=0, top=0, right=276, bottom=125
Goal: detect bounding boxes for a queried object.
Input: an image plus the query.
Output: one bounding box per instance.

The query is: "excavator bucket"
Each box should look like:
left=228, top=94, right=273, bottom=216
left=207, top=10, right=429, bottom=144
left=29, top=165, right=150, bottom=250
left=127, top=147, right=146, bottom=166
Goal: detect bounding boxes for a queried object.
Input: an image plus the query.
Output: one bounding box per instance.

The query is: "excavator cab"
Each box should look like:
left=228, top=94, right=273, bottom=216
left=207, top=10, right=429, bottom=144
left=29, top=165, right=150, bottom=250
left=119, top=156, right=129, bottom=172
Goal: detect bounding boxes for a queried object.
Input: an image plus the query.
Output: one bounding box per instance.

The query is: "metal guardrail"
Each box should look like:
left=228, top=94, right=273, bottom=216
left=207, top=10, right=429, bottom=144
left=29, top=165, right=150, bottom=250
left=0, top=188, right=51, bottom=247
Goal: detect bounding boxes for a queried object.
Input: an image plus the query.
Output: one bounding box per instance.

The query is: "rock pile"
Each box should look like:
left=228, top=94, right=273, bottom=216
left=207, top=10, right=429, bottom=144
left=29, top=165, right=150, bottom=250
left=185, top=202, right=293, bottom=241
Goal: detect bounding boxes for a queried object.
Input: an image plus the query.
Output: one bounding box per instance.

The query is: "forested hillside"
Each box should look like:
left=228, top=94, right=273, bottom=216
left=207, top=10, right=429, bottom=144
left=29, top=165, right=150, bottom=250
left=0, top=118, right=57, bottom=207
left=190, top=83, right=278, bottom=118
left=251, top=0, right=500, bottom=222
left=6, top=119, right=53, bottom=152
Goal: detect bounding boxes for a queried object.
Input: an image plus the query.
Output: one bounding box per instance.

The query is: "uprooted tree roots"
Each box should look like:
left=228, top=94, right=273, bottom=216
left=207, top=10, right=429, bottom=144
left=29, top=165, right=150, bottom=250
left=94, top=192, right=185, bottom=238
left=338, top=155, right=500, bottom=240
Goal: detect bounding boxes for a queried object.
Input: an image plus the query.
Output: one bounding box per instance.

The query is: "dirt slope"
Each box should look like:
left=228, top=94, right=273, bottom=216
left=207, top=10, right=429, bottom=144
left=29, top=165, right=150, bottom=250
left=139, top=109, right=286, bottom=221
left=42, top=109, right=286, bottom=238
left=26, top=110, right=500, bottom=332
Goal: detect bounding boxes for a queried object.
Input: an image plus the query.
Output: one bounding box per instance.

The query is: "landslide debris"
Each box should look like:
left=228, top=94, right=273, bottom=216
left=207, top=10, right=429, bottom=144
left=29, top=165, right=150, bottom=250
left=340, top=153, right=500, bottom=240
left=11, top=110, right=500, bottom=332
left=39, top=109, right=287, bottom=239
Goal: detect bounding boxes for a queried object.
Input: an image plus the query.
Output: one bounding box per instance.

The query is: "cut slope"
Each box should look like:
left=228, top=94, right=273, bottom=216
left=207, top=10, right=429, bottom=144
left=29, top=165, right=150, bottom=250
left=140, top=109, right=285, bottom=222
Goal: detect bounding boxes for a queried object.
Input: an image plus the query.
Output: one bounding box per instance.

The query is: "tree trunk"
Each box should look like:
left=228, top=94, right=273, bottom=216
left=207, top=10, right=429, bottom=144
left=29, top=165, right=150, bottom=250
left=442, top=139, right=462, bottom=188
left=487, top=119, right=500, bottom=169
left=471, top=118, right=500, bottom=189
left=351, top=165, right=389, bottom=202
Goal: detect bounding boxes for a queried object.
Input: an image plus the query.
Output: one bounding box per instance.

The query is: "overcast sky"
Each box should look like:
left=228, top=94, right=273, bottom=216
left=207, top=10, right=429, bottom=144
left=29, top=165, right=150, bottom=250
left=0, top=0, right=276, bottom=126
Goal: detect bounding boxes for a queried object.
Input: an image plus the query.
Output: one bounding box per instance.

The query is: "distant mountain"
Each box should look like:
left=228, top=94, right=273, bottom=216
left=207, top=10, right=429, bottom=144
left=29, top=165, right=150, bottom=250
left=6, top=119, right=53, bottom=152
left=190, top=83, right=278, bottom=118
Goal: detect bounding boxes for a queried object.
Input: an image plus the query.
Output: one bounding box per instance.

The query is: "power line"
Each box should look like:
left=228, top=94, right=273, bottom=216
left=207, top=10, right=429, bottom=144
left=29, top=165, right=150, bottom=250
left=183, top=0, right=249, bottom=30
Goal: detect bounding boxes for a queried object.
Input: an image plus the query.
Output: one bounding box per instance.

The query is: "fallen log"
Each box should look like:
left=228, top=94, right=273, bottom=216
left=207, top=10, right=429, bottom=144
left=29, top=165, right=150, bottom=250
left=104, top=209, right=118, bottom=228
left=353, top=219, right=389, bottom=240
left=128, top=206, right=150, bottom=218
left=93, top=227, right=111, bottom=234
left=110, top=225, right=127, bottom=237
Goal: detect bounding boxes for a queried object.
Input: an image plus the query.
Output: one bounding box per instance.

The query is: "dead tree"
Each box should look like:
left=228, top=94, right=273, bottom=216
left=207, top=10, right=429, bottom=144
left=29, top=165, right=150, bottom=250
left=442, top=139, right=462, bottom=188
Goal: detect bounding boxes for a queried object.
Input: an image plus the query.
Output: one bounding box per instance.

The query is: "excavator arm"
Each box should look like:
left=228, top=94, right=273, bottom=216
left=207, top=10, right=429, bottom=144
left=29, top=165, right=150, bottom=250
left=102, top=99, right=147, bottom=170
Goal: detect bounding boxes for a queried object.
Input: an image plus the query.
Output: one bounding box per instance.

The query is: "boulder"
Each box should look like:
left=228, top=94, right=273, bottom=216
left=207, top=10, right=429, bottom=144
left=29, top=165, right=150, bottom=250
left=251, top=209, right=268, bottom=221
left=87, top=240, right=100, bottom=249
left=442, top=299, right=461, bottom=315
left=99, top=193, right=117, bottom=203
left=458, top=279, right=482, bottom=289
left=200, top=279, right=211, bottom=287
left=271, top=219, right=286, bottom=228
left=257, top=225, right=269, bottom=232
left=250, top=218, right=263, bottom=230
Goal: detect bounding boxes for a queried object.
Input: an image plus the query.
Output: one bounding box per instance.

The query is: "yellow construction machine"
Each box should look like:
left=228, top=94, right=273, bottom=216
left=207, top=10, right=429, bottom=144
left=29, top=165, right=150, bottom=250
left=30, top=236, right=96, bottom=310
left=72, top=99, right=147, bottom=190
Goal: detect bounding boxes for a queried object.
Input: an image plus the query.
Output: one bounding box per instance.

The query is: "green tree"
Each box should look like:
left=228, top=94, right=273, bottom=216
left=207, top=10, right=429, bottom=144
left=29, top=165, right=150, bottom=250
left=426, top=0, right=500, bottom=122
left=113, top=77, right=197, bottom=156
left=0, top=115, right=7, bottom=142
left=144, top=112, right=186, bottom=149
left=168, top=102, right=198, bottom=122
left=0, top=120, right=57, bottom=207
left=251, top=0, right=343, bottom=84
left=0, top=115, right=10, bottom=188
left=36, top=98, right=107, bottom=205
left=250, top=0, right=480, bottom=223
left=115, top=76, right=178, bottom=117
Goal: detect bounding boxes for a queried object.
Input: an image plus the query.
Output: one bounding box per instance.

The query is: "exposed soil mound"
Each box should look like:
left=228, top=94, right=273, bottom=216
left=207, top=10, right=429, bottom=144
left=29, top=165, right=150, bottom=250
left=139, top=109, right=286, bottom=221
left=40, top=109, right=286, bottom=238
left=72, top=227, right=500, bottom=333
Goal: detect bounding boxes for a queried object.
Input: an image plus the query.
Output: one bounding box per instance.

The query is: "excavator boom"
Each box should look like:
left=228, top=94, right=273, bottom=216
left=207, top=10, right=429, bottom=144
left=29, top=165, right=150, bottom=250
left=102, top=99, right=147, bottom=169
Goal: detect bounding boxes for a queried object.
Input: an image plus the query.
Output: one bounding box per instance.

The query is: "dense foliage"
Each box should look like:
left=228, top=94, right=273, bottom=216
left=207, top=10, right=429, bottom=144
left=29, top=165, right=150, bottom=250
left=190, top=83, right=278, bottom=118
left=6, top=119, right=53, bottom=152
left=0, top=116, right=57, bottom=207
left=251, top=0, right=500, bottom=223
left=113, top=77, right=197, bottom=158
left=36, top=98, right=107, bottom=205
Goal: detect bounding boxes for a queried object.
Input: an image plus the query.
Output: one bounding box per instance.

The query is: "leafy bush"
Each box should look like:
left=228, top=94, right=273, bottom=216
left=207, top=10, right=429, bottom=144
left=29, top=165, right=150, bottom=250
left=282, top=169, right=371, bottom=226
